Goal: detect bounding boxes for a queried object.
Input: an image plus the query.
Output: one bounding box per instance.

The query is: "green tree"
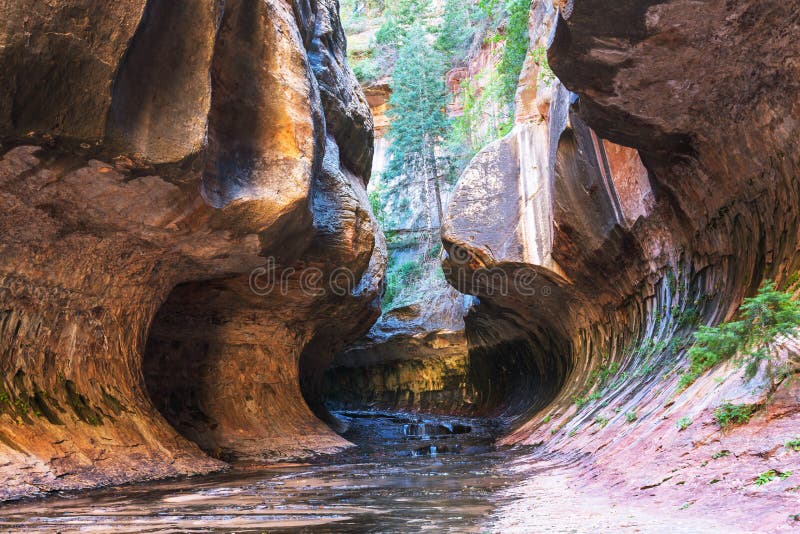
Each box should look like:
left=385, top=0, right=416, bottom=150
left=385, top=24, right=449, bottom=228
left=374, top=0, right=428, bottom=47
left=436, top=0, right=478, bottom=55
left=497, top=0, right=533, bottom=106
left=680, top=279, right=800, bottom=391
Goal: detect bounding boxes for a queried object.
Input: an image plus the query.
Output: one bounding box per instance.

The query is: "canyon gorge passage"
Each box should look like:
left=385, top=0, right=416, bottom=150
left=0, top=0, right=799, bottom=532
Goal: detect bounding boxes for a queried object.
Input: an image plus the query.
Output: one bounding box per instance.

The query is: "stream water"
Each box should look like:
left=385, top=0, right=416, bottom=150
left=0, top=412, right=528, bottom=533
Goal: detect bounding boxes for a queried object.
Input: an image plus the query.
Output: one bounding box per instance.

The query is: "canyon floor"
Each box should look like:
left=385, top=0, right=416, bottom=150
left=0, top=409, right=796, bottom=533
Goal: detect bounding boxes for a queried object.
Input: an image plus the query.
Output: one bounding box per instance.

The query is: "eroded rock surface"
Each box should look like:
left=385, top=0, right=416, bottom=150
left=0, top=0, right=383, bottom=500
left=442, top=0, right=800, bottom=526
left=324, top=286, right=477, bottom=414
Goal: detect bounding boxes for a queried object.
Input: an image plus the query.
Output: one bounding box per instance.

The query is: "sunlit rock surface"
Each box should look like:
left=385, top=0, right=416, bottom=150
left=324, top=286, right=478, bottom=414
left=0, top=0, right=383, bottom=499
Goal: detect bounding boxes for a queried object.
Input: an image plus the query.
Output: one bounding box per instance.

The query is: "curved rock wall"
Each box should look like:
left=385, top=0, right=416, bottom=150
left=323, top=286, right=477, bottom=415
left=0, top=0, right=383, bottom=499
left=442, top=0, right=800, bottom=439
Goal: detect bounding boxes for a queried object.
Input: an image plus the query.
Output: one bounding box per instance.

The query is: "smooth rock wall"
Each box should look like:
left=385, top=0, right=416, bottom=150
left=0, top=0, right=383, bottom=499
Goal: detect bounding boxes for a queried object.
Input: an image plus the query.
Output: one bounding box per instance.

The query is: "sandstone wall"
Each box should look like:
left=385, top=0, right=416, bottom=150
left=442, top=0, right=800, bottom=436
left=0, top=0, right=383, bottom=499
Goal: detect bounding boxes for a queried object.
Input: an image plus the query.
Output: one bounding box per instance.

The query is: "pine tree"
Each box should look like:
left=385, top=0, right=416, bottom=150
left=374, top=0, right=428, bottom=47
left=385, top=25, right=449, bottom=229
left=436, top=0, right=477, bottom=55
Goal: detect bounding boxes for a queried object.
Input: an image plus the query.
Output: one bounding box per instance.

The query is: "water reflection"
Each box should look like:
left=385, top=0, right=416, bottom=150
left=0, top=412, right=524, bottom=533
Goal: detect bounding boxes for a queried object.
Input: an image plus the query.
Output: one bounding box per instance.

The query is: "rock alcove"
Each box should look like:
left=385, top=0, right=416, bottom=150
left=0, top=3, right=798, bottom=531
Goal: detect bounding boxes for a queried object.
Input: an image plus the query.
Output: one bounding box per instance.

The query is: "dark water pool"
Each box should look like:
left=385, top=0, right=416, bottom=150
left=0, top=412, right=527, bottom=533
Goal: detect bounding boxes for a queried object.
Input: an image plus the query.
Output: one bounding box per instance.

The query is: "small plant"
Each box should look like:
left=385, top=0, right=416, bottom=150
left=637, top=362, right=656, bottom=376
left=542, top=415, right=551, bottom=424
left=574, top=361, right=620, bottom=407
left=625, top=411, right=638, bottom=423
left=573, top=389, right=602, bottom=408
left=676, top=305, right=701, bottom=329
left=530, top=46, right=555, bottom=86
left=679, top=279, right=800, bottom=390
left=594, top=415, right=610, bottom=428
left=666, top=271, right=678, bottom=294
left=14, top=398, right=29, bottom=414
left=676, top=416, right=693, bottom=431
left=713, top=402, right=754, bottom=429
left=712, top=449, right=731, bottom=459
left=755, top=469, right=792, bottom=486
left=351, top=57, right=380, bottom=83
left=567, top=428, right=579, bottom=437
left=786, top=438, right=800, bottom=452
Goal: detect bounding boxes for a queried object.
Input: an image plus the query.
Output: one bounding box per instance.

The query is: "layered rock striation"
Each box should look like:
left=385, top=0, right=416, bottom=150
left=442, top=0, right=800, bottom=438
left=0, top=0, right=383, bottom=499
left=324, top=285, right=477, bottom=415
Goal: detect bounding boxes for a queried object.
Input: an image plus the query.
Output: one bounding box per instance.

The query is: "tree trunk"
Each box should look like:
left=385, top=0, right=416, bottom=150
left=426, top=139, right=444, bottom=230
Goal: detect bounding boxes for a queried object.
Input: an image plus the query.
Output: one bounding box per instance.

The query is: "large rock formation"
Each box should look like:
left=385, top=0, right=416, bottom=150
left=443, top=0, right=800, bottom=442
left=0, top=0, right=383, bottom=500
left=324, top=285, right=477, bottom=414
left=436, top=3, right=800, bottom=526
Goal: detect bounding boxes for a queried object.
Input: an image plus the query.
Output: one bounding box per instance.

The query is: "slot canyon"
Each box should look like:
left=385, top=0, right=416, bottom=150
left=0, top=0, right=799, bottom=531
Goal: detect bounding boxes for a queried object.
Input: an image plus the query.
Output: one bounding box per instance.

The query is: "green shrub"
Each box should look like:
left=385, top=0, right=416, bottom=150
left=495, top=0, right=533, bottom=110
left=435, top=0, right=477, bottom=53
left=680, top=279, right=800, bottom=390
left=676, top=416, right=693, bottom=431
left=625, top=411, right=638, bottom=423
left=352, top=57, right=380, bottom=83
left=713, top=402, right=754, bottom=429
left=374, top=0, right=428, bottom=46
left=676, top=305, right=701, bottom=329
left=574, top=361, right=621, bottom=407
left=382, top=257, right=428, bottom=311
left=755, top=469, right=792, bottom=486
left=594, top=415, right=610, bottom=428
left=786, top=438, right=800, bottom=452
left=679, top=321, right=742, bottom=388
left=530, top=46, right=555, bottom=86
left=573, top=389, right=601, bottom=408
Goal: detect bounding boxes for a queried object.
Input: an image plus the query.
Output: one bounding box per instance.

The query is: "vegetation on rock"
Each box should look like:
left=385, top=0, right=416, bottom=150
left=676, top=416, right=693, bottom=431
left=679, top=279, right=800, bottom=390
left=712, top=402, right=755, bottom=429
left=754, top=469, right=792, bottom=486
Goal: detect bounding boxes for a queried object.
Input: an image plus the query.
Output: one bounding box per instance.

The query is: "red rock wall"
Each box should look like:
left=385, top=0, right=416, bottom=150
left=0, top=0, right=384, bottom=500
left=442, top=0, right=800, bottom=441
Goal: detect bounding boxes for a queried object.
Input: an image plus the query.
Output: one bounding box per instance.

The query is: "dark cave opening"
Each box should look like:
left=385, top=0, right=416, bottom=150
left=318, top=309, right=573, bottom=427
left=142, top=280, right=234, bottom=458
left=143, top=277, right=356, bottom=462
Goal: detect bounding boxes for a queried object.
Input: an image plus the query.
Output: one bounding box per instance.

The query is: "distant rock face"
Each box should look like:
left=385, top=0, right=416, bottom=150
left=324, top=285, right=478, bottom=415
left=0, top=0, right=383, bottom=499
left=442, top=0, right=800, bottom=432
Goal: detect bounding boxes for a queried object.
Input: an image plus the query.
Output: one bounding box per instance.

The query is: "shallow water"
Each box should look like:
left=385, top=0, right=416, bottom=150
left=0, top=412, right=526, bottom=533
